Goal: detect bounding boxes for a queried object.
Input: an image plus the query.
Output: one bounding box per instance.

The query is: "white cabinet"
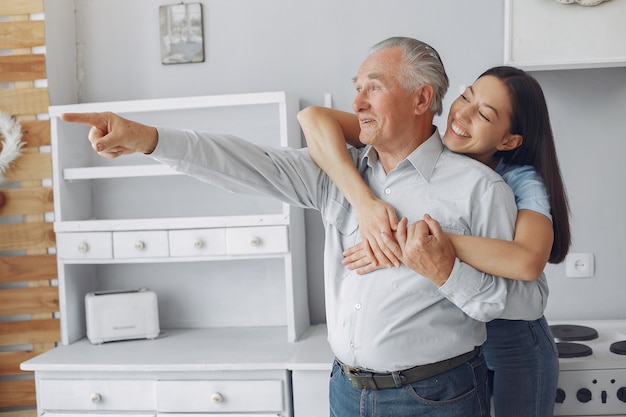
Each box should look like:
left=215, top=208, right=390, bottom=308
left=22, top=92, right=309, bottom=416
left=504, top=0, right=626, bottom=70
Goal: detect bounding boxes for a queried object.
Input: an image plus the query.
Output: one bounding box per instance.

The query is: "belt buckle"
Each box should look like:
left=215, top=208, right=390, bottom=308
left=346, top=366, right=361, bottom=375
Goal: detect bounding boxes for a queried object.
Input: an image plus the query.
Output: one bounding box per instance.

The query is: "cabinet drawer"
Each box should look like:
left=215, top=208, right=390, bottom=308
left=56, top=232, right=113, bottom=259
left=226, top=226, right=288, bottom=255
left=113, top=231, right=169, bottom=258
left=156, top=380, right=284, bottom=412
left=169, top=228, right=226, bottom=257
left=39, top=379, right=156, bottom=410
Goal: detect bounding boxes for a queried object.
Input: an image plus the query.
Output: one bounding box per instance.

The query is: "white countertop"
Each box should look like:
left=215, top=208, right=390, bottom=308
left=21, top=325, right=334, bottom=373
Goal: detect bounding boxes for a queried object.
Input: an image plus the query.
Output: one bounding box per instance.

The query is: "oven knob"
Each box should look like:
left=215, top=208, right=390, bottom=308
left=555, top=388, right=566, bottom=404
left=576, top=388, right=592, bottom=403
left=617, top=387, right=626, bottom=402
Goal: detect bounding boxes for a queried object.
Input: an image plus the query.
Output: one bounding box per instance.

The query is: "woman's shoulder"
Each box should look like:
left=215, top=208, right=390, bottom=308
left=496, top=162, right=542, bottom=187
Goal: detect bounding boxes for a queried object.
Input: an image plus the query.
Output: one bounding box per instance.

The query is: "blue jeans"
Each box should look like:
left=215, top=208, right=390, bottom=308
left=328, top=349, right=490, bottom=417
left=483, top=316, right=559, bottom=417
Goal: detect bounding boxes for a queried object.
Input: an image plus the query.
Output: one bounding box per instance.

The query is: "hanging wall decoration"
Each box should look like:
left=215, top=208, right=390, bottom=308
left=0, top=110, right=26, bottom=183
left=159, top=2, right=205, bottom=65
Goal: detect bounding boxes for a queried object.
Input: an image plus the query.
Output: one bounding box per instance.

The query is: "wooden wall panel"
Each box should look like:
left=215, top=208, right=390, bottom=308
left=0, top=351, right=46, bottom=376
left=21, top=120, right=50, bottom=148
left=0, top=320, right=60, bottom=346
left=0, top=1, right=44, bottom=16
left=4, top=152, right=52, bottom=182
left=0, top=286, right=59, bottom=316
left=0, top=380, right=36, bottom=409
left=0, top=187, right=53, bottom=216
left=0, top=54, right=47, bottom=82
left=1, top=0, right=58, bottom=411
left=0, top=255, right=57, bottom=284
left=0, top=87, right=49, bottom=116
left=0, top=21, right=45, bottom=49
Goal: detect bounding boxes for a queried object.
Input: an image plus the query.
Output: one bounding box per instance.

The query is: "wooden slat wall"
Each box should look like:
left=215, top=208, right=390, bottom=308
left=0, top=0, right=59, bottom=412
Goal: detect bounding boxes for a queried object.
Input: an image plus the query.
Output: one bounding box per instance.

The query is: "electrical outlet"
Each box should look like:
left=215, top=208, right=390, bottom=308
left=565, top=253, right=594, bottom=278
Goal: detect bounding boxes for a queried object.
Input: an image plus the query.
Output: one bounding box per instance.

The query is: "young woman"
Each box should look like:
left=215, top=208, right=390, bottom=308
left=297, top=66, right=570, bottom=417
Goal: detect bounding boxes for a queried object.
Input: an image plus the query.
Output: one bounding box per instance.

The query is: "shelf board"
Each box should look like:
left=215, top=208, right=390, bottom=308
left=63, top=164, right=182, bottom=180
left=49, top=91, right=289, bottom=117
left=53, top=214, right=291, bottom=232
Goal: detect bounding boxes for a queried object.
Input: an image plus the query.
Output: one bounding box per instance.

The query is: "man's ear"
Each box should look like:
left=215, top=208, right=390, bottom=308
left=414, top=84, right=435, bottom=116
left=497, top=134, right=523, bottom=151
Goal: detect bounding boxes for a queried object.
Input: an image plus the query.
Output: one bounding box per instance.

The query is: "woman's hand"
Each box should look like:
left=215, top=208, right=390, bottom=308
left=343, top=196, right=400, bottom=274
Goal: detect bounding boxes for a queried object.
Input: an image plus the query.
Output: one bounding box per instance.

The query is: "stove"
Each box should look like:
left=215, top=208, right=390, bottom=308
left=550, top=320, right=626, bottom=416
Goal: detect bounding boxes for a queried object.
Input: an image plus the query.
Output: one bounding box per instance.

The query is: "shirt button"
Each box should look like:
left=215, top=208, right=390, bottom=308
left=355, top=303, right=362, bottom=310
left=349, top=342, right=356, bottom=349
left=384, top=188, right=391, bottom=195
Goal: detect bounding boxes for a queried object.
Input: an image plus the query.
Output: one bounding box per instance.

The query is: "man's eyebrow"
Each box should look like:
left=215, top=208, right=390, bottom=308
left=352, top=72, right=384, bottom=84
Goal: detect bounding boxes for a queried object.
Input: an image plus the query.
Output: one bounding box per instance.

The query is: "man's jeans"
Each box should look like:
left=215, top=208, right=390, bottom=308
left=329, top=349, right=490, bottom=417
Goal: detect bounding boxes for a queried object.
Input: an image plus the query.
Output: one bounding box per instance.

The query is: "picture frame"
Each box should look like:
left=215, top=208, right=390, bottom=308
left=159, top=3, right=205, bottom=65
left=504, top=0, right=626, bottom=71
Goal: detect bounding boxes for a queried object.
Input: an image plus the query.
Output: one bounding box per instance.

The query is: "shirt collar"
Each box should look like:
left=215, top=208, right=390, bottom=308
left=362, top=126, right=443, bottom=182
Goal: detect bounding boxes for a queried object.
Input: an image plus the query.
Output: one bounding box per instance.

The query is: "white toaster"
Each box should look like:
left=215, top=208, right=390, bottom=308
left=85, top=288, right=160, bottom=344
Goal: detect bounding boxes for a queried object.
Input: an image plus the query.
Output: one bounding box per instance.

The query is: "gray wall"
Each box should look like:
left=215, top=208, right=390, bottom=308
left=45, top=0, right=626, bottom=324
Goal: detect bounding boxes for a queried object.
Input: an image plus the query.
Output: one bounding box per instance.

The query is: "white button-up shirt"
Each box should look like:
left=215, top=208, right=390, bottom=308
left=151, top=126, right=547, bottom=372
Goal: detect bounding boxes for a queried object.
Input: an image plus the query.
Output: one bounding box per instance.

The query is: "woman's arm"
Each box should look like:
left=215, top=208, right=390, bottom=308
left=297, top=106, right=400, bottom=268
left=447, top=209, right=553, bottom=281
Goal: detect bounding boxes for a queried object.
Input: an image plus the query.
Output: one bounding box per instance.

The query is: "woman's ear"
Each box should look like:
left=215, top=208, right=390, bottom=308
left=497, top=134, right=523, bottom=151
left=414, top=84, right=435, bottom=116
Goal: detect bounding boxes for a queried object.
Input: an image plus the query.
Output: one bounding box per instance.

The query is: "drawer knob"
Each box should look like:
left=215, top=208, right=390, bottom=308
left=193, top=239, right=204, bottom=249
left=90, top=392, right=102, bottom=403
left=211, top=392, right=223, bottom=403
left=134, top=241, right=146, bottom=250
left=249, top=236, right=261, bottom=247
left=78, top=242, right=89, bottom=253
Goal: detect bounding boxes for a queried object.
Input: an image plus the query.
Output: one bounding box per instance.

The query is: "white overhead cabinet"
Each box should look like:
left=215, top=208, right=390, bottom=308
left=504, top=0, right=626, bottom=70
left=22, top=92, right=316, bottom=416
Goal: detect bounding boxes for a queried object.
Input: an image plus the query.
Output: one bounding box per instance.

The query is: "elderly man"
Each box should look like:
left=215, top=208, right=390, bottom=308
left=62, top=37, right=544, bottom=417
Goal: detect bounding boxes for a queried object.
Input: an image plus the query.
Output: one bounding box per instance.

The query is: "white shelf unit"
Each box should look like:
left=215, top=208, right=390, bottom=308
left=22, top=91, right=323, bottom=416
left=48, top=91, right=308, bottom=346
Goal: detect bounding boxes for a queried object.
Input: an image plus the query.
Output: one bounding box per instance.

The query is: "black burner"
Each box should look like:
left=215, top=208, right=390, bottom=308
left=556, top=342, right=593, bottom=358
left=610, top=341, right=626, bottom=355
left=550, top=324, right=599, bottom=341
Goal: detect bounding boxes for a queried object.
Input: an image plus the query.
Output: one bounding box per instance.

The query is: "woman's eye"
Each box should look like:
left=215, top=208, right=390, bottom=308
left=479, top=112, right=491, bottom=122
left=460, top=94, right=469, bottom=102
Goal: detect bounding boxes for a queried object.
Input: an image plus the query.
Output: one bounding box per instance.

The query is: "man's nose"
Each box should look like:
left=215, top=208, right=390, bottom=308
left=352, top=91, right=368, bottom=113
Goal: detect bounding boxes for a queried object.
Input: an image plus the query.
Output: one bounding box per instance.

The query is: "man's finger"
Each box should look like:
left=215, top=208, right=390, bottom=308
left=61, top=112, right=106, bottom=128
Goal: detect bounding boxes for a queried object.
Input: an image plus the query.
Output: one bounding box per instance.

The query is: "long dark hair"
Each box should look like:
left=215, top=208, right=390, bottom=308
left=484, top=66, right=571, bottom=264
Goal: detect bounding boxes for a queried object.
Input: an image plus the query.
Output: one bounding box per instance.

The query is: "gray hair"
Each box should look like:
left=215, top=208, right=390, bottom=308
left=370, top=37, right=449, bottom=116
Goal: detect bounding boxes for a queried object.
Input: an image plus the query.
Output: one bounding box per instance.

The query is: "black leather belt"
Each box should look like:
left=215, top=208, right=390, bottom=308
left=337, top=347, right=480, bottom=390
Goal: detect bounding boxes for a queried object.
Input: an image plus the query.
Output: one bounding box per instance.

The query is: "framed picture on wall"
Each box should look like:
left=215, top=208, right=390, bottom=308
left=504, top=0, right=626, bottom=70
left=159, top=3, right=205, bottom=65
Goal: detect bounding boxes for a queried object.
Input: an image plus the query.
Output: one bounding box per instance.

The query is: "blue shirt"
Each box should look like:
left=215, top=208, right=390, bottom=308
left=151, top=126, right=547, bottom=371
left=496, top=161, right=552, bottom=221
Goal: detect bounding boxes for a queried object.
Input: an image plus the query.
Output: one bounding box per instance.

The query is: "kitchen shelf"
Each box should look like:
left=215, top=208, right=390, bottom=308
left=24, top=91, right=310, bottom=416
left=62, top=164, right=182, bottom=180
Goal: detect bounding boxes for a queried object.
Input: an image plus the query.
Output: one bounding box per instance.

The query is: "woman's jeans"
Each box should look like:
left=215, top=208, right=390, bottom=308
left=329, top=349, right=490, bottom=417
left=483, top=316, right=559, bottom=417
